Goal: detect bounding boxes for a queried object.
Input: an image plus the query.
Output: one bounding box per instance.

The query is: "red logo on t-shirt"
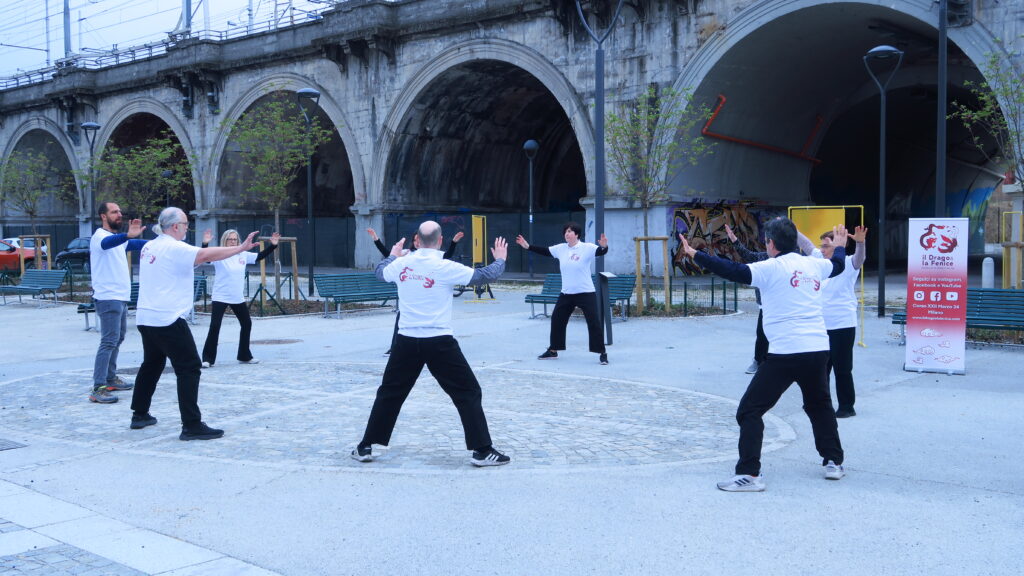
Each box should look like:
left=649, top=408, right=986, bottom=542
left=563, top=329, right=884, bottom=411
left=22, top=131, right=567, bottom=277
left=789, top=270, right=820, bottom=291
left=570, top=254, right=580, bottom=261
left=141, top=246, right=156, bottom=264
left=398, top=266, right=435, bottom=288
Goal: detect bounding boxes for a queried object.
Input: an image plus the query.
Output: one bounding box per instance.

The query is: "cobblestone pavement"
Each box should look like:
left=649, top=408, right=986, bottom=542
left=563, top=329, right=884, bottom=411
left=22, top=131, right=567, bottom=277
left=1, top=537, right=147, bottom=575
left=1, top=361, right=791, bottom=473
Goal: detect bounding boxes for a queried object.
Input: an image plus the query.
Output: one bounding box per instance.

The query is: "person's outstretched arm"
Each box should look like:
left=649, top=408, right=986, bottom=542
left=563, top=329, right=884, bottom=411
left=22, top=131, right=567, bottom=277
left=679, top=234, right=752, bottom=284
left=443, top=231, right=464, bottom=260
left=255, top=233, right=280, bottom=263
left=367, top=228, right=389, bottom=257
left=850, top=226, right=868, bottom=270
left=595, top=233, right=608, bottom=256
left=468, top=237, right=508, bottom=286
left=515, top=234, right=552, bottom=257
left=724, top=224, right=766, bottom=263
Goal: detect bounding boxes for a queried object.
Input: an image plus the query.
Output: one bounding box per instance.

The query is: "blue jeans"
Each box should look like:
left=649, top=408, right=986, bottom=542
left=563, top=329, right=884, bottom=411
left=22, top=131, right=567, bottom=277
left=92, top=299, right=128, bottom=388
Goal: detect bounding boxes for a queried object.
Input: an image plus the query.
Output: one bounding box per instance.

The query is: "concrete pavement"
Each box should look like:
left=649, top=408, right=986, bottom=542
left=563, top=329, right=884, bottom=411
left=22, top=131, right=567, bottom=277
left=0, top=282, right=1020, bottom=575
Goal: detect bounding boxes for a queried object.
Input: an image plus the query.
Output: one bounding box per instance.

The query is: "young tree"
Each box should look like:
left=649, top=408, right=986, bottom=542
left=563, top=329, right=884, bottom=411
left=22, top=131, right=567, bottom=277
left=949, top=39, right=1024, bottom=188
left=0, top=146, right=76, bottom=235
left=606, top=85, right=715, bottom=306
left=225, top=93, right=332, bottom=295
left=88, top=133, right=192, bottom=220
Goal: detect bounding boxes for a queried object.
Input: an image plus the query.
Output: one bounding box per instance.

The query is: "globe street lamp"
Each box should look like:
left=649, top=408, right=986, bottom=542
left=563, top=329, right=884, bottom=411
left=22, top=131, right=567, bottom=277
left=863, top=45, right=903, bottom=318
left=296, top=88, right=321, bottom=297
left=523, top=139, right=539, bottom=278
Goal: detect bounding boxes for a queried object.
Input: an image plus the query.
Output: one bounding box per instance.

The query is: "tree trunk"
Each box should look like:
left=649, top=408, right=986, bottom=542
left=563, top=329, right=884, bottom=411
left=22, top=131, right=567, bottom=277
left=273, top=209, right=283, bottom=297
left=642, top=203, right=652, bottom=308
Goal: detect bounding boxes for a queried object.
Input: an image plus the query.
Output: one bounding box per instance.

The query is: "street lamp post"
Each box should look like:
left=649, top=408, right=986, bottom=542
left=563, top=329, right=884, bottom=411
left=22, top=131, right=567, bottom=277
left=575, top=0, right=625, bottom=345
left=864, top=45, right=903, bottom=318
left=523, top=139, right=539, bottom=278
left=81, top=121, right=101, bottom=226
left=296, top=88, right=321, bottom=297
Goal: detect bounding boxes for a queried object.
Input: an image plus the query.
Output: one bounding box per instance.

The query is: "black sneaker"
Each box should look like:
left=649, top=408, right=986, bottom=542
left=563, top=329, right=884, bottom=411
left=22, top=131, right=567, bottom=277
left=179, top=422, right=224, bottom=441
left=89, top=387, right=118, bottom=404
left=470, top=446, right=510, bottom=467
left=599, top=353, right=608, bottom=365
left=130, top=413, right=158, bottom=430
left=835, top=408, right=857, bottom=418
left=351, top=444, right=374, bottom=462
left=538, top=350, right=558, bottom=360
left=105, top=377, right=134, bottom=391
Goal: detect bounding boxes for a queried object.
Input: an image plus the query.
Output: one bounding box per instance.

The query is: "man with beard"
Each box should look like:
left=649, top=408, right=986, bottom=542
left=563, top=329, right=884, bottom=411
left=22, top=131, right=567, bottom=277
left=88, top=202, right=147, bottom=404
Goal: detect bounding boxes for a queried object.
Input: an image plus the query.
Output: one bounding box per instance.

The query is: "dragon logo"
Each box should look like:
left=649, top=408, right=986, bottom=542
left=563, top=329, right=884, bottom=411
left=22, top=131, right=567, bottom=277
left=789, top=270, right=820, bottom=291
left=398, top=266, right=435, bottom=288
left=570, top=253, right=580, bottom=261
left=399, top=267, right=412, bottom=282
left=919, top=224, right=958, bottom=254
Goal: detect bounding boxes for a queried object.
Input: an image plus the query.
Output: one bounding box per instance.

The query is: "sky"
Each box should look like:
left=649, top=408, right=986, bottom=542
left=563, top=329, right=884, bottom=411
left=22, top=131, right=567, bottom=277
left=0, top=0, right=340, bottom=78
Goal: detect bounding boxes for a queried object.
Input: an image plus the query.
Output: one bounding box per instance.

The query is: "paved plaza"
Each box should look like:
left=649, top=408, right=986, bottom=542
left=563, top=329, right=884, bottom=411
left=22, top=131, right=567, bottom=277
left=0, top=282, right=1021, bottom=575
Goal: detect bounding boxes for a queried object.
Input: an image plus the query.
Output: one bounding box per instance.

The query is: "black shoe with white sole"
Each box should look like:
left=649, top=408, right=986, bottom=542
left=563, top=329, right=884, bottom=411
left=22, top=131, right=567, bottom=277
left=470, top=446, right=510, bottom=467
left=351, top=444, right=374, bottom=462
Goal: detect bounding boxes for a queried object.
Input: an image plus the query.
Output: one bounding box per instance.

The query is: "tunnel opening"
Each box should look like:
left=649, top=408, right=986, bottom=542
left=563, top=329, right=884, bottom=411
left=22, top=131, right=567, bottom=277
left=383, top=60, right=586, bottom=273
left=217, top=91, right=353, bottom=267
left=1, top=129, right=77, bottom=251
left=678, top=2, right=1002, bottom=269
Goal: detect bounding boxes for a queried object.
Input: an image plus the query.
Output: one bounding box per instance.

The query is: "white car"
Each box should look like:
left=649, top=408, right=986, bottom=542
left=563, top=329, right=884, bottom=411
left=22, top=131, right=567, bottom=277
left=2, top=237, right=49, bottom=257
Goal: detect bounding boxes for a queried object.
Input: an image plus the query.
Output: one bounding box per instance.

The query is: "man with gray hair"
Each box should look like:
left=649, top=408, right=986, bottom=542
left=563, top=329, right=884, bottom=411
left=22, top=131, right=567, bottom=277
left=128, top=207, right=258, bottom=441
left=352, top=220, right=512, bottom=466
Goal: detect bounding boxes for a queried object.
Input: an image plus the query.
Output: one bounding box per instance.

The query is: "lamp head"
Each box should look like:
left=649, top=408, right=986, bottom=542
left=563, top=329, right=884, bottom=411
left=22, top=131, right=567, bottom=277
left=865, top=45, right=902, bottom=60
left=296, top=88, right=321, bottom=101
left=80, top=121, right=101, bottom=132
left=523, top=139, right=539, bottom=159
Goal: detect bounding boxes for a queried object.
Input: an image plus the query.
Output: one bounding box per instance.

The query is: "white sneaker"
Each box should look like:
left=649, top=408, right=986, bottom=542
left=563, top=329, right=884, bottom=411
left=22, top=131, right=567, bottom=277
left=745, top=360, right=760, bottom=374
left=240, top=358, right=260, bottom=364
left=716, top=474, right=765, bottom=492
left=201, top=361, right=211, bottom=369
left=824, top=460, right=845, bottom=480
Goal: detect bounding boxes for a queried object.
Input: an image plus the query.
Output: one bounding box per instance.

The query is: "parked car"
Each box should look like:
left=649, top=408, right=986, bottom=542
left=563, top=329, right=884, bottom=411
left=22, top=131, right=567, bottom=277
left=0, top=239, right=35, bottom=272
left=54, top=237, right=92, bottom=272
left=2, top=237, right=48, bottom=257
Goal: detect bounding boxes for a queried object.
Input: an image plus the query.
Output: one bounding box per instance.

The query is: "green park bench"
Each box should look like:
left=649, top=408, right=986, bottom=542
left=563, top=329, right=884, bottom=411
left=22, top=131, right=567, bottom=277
left=78, top=282, right=141, bottom=331
left=314, top=273, right=399, bottom=318
left=0, top=269, right=67, bottom=306
left=524, top=273, right=637, bottom=320
left=891, top=288, right=1024, bottom=342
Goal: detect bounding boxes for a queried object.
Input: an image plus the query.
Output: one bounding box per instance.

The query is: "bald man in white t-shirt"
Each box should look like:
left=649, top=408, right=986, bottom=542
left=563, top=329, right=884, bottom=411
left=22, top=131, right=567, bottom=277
left=128, top=207, right=258, bottom=441
left=679, top=217, right=849, bottom=492
left=352, top=220, right=512, bottom=467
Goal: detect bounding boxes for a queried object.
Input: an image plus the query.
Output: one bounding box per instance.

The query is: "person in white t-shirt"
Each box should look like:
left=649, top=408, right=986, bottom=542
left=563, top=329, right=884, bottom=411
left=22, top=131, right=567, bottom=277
left=815, top=226, right=867, bottom=418
left=678, top=218, right=849, bottom=492
left=88, top=202, right=148, bottom=404
left=515, top=222, right=609, bottom=364
left=198, top=229, right=279, bottom=367
left=351, top=220, right=512, bottom=467
left=128, top=207, right=258, bottom=441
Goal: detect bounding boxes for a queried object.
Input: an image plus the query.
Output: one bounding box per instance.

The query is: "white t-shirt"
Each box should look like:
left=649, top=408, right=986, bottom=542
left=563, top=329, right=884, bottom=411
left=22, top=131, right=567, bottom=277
left=136, top=234, right=202, bottom=327
left=211, top=251, right=258, bottom=304
left=747, top=252, right=834, bottom=354
left=549, top=242, right=598, bottom=294
left=820, top=255, right=859, bottom=330
left=382, top=248, right=474, bottom=338
left=89, top=228, right=131, bottom=301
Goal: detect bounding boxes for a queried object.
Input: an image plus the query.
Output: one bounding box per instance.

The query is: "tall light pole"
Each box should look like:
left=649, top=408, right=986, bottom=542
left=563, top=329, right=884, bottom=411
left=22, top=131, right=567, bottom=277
left=936, top=0, right=948, bottom=218
left=864, top=45, right=903, bottom=318
left=81, top=121, right=101, bottom=224
left=523, top=139, right=539, bottom=278
left=575, top=0, right=625, bottom=345
left=296, top=88, right=320, bottom=297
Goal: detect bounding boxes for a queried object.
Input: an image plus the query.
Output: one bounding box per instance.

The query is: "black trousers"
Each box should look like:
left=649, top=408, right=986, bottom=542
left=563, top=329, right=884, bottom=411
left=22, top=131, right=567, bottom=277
left=202, top=301, right=254, bottom=365
left=734, top=350, right=843, bottom=476
left=549, top=292, right=605, bottom=354
left=131, top=319, right=203, bottom=427
left=754, top=309, right=768, bottom=364
left=360, top=334, right=492, bottom=450
left=827, top=327, right=857, bottom=411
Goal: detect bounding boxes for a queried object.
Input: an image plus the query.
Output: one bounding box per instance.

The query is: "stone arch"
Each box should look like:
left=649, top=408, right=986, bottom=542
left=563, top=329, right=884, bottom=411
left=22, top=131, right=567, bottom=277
left=2, top=117, right=82, bottom=214
left=210, top=73, right=364, bottom=211
left=371, top=38, right=593, bottom=208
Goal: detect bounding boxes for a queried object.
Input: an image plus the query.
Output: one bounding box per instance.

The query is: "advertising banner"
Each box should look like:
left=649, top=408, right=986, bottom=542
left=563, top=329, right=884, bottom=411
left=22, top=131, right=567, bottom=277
left=904, top=218, right=968, bottom=374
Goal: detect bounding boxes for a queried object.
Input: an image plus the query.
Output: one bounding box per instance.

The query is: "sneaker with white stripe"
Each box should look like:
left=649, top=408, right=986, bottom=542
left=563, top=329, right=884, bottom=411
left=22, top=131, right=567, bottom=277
left=824, top=460, right=845, bottom=480
left=470, top=446, right=510, bottom=467
left=716, top=474, right=766, bottom=492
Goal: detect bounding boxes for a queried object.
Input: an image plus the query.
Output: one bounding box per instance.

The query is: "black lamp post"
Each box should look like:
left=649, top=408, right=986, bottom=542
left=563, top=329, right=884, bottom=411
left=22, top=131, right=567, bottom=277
left=575, top=0, right=625, bottom=345
left=864, top=45, right=903, bottom=318
left=296, top=88, right=321, bottom=297
left=81, top=122, right=101, bottom=222
left=523, top=139, right=539, bottom=278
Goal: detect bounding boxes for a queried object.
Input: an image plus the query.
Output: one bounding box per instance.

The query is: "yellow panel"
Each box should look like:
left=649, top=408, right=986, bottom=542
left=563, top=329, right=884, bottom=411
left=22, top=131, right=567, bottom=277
left=472, top=215, right=486, bottom=265
left=789, top=207, right=845, bottom=241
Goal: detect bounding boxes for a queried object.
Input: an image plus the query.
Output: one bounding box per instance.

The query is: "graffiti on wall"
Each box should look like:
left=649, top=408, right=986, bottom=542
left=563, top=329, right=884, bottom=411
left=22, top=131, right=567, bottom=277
left=670, top=202, right=785, bottom=275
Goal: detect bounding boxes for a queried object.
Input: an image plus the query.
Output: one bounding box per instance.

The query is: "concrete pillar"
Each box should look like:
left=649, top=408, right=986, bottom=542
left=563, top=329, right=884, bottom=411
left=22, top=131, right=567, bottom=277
left=352, top=203, right=382, bottom=269
left=1006, top=183, right=1023, bottom=289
